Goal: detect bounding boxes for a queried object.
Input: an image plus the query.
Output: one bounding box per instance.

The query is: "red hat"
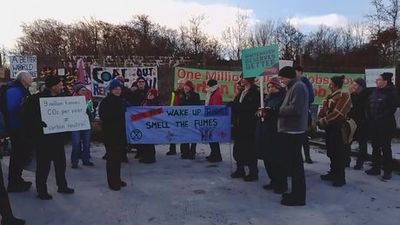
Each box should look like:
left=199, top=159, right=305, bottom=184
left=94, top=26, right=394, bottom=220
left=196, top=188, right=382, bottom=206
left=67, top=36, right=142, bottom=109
left=184, top=80, right=195, bottom=90
left=267, top=77, right=281, bottom=88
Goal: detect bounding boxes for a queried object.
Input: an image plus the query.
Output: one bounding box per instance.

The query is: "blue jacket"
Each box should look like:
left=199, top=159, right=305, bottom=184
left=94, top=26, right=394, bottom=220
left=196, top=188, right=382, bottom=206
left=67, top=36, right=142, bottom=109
left=5, top=81, right=31, bottom=132
left=301, top=76, right=315, bottom=106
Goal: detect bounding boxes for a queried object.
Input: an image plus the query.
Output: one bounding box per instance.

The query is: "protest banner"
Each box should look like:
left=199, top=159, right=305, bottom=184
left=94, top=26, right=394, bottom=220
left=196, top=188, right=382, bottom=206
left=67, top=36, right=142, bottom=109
left=241, top=44, right=280, bottom=78
left=9, top=55, right=37, bottom=78
left=91, top=66, right=158, bottom=96
left=40, top=96, right=90, bottom=134
left=365, top=68, right=396, bottom=87
left=305, top=72, right=364, bottom=105
left=125, top=105, right=231, bottom=144
left=174, top=67, right=242, bottom=102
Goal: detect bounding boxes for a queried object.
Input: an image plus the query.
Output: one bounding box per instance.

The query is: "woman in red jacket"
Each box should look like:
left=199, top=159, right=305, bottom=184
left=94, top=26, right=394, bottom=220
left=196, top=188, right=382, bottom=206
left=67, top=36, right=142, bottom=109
left=205, top=79, right=223, bottom=162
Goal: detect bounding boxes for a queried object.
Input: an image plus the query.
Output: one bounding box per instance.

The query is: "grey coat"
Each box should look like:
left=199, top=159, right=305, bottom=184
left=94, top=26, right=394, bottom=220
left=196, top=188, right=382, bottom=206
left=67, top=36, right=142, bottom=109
left=278, top=79, right=309, bottom=133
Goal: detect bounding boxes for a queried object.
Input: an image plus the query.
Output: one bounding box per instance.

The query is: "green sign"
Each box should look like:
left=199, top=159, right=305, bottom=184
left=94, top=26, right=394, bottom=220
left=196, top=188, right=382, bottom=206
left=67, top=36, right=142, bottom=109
left=174, top=67, right=242, bottom=102
left=306, top=72, right=365, bottom=105
left=241, top=44, right=280, bottom=78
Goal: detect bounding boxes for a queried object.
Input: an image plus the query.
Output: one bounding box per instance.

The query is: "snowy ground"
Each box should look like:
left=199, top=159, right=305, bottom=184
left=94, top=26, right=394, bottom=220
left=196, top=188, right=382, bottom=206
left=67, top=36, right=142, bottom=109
left=2, top=143, right=400, bottom=225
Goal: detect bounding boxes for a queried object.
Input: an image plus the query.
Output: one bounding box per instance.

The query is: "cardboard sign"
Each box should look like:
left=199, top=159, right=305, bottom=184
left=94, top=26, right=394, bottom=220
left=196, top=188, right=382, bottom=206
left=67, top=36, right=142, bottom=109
left=9, top=55, right=37, bottom=78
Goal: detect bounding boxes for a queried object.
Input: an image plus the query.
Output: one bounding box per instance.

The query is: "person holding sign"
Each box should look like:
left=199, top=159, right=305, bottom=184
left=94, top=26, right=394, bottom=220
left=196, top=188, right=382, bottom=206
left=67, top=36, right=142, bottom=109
left=3, top=71, right=33, bottom=193
left=180, top=80, right=201, bottom=160
left=231, top=78, right=260, bottom=182
left=277, top=67, right=309, bottom=206
left=70, top=83, right=95, bottom=168
left=99, top=79, right=127, bottom=191
left=23, top=75, right=74, bottom=200
left=318, top=75, right=352, bottom=187
left=365, top=73, right=399, bottom=180
left=205, top=79, right=223, bottom=163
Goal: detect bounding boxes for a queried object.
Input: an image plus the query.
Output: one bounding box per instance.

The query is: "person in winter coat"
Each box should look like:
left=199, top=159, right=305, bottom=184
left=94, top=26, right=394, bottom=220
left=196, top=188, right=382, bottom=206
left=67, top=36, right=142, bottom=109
left=166, top=79, right=186, bottom=156
left=4, top=71, right=33, bottom=193
left=99, top=79, right=127, bottom=191
left=365, top=73, right=399, bottom=180
left=295, top=66, right=315, bottom=164
left=346, top=78, right=370, bottom=170
left=231, top=77, right=260, bottom=182
left=139, top=89, right=160, bottom=164
left=318, top=75, right=352, bottom=187
left=70, top=83, right=95, bottom=168
left=23, top=75, right=74, bottom=200
left=276, top=67, right=309, bottom=206
left=255, top=77, right=286, bottom=193
left=180, top=80, right=201, bottom=160
left=205, top=79, right=223, bottom=163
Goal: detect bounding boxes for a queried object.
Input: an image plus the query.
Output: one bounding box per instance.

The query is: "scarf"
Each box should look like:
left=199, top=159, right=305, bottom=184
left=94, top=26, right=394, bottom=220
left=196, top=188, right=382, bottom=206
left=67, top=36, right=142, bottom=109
left=205, top=85, right=219, bottom=106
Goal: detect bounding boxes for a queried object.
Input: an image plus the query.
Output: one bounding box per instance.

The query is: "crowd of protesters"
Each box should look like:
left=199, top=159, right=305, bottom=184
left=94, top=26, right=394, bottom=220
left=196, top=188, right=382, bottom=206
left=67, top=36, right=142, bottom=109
left=0, top=66, right=399, bottom=224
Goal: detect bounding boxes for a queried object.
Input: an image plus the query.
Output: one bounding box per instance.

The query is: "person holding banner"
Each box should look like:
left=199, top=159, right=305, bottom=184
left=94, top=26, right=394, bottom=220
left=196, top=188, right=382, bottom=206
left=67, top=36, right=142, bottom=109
left=166, top=78, right=186, bottom=156
left=231, top=77, right=260, bottom=182
left=255, top=77, right=286, bottom=192
left=365, top=73, right=399, bottom=180
left=70, top=83, right=95, bottom=168
left=318, top=75, right=352, bottom=187
left=99, top=79, right=127, bottom=191
left=277, top=66, right=309, bottom=206
left=180, top=80, right=201, bottom=160
left=205, top=79, right=223, bottom=163
left=3, top=71, right=33, bottom=193
left=23, top=75, right=74, bottom=200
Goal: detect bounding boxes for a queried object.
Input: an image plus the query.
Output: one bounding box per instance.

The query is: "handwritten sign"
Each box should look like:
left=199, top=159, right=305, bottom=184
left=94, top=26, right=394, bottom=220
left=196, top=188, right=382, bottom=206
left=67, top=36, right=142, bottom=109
left=125, top=106, right=231, bottom=144
left=9, top=55, right=37, bottom=78
left=241, top=44, right=279, bottom=78
left=40, top=96, right=90, bottom=134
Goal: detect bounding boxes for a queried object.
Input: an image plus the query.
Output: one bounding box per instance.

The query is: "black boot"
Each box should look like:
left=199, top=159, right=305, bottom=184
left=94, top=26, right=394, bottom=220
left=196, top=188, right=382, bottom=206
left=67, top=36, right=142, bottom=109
left=244, top=167, right=258, bottom=182
left=166, top=150, right=177, bottom=156
left=365, top=167, right=380, bottom=176
left=382, top=171, right=392, bottom=180
left=57, top=187, right=75, bottom=194
left=37, top=192, right=53, bottom=200
left=231, top=166, right=245, bottom=178
left=1, top=217, right=25, bottom=225
left=207, top=154, right=222, bottom=163
left=281, top=193, right=305, bottom=206
left=354, top=160, right=364, bottom=170
left=7, top=181, right=31, bottom=193
left=320, top=171, right=336, bottom=181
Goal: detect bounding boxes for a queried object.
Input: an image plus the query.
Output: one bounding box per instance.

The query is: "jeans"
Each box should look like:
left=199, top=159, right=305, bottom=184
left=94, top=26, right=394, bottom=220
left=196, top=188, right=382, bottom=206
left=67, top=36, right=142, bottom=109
left=71, top=129, right=91, bottom=165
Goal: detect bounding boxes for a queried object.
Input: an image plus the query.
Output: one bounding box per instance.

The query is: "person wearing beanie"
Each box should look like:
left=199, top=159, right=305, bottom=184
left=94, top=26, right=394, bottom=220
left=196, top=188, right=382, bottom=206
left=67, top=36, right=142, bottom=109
left=22, top=75, right=74, bottom=200
left=231, top=77, right=260, bottom=182
left=347, top=78, right=370, bottom=170
left=180, top=80, right=201, bottom=160
left=166, top=78, right=187, bottom=156
left=295, top=66, right=315, bottom=164
left=318, top=75, right=352, bottom=188
left=365, top=73, right=399, bottom=180
left=255, top=76, right=286, bottom=193
left=204, top=79, right=223, bottom=163
left=276, top=66, right=309, bottom=206
left=99, top=79, right=127, bottom=191
left=70, top=83, right=95, bottom=169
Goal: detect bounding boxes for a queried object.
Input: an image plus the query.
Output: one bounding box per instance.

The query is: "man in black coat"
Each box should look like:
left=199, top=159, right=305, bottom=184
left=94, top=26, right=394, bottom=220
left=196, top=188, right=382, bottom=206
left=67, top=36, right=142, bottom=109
left=231, top=77, right=260, bottom=182
left=23, top=75, right=74, bottom=200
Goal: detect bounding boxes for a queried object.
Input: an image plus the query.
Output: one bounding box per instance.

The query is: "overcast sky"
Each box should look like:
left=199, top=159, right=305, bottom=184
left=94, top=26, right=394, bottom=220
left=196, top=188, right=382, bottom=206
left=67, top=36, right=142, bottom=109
left=0, top=0, right=373, bottom=49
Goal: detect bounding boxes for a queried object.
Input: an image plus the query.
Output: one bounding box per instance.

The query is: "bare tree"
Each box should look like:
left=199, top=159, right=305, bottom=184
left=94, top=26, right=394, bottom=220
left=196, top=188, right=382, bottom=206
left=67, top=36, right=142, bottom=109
left=222, top=11, right=251, bottom=60
left=275, top=21, right=304, bottom=60
left=248, top=20, right=276, bottom=48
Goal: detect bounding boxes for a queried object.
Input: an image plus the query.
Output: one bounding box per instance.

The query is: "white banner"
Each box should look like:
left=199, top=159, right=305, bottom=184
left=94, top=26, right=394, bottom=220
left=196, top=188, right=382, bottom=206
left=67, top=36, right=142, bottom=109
left=40, top=96, right=90, bottom=134
left=9, top=55, right=37, bottom=78
left=90, top=66, right=158, bottom=97
left=365, top=68, right=396, bottom=87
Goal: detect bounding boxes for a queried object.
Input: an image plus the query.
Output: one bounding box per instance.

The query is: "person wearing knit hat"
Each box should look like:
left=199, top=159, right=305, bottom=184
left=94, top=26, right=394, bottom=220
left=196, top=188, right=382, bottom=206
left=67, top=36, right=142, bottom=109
left=204, top=79, right=223, bottom=163
left=22, top=75, right=74, bottom=200
left=318, top=75, right=352, bottom=188
left=365, top=72, right=399, bottom=180
left=276, top=66, right=309, bottom=206
left=180, top=80, right=201, bottom=160
left=99, top=77, right=127, bottom=191
left=71, top=82, right=95, bottom=169
left=347, top=77, right=369, bottom=170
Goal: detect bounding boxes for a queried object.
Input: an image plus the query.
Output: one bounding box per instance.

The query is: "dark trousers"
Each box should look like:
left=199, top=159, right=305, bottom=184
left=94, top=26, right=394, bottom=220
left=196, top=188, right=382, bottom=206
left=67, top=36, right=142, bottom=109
left=263, top=160, right=274, bottom=184
left=141, top=144, right=156, bottom=161
left=279, top=133, right=306, bottom=201
left=169, top=144, right=176, bottom=152
left=181, top=143, right=196, bottom=157
left=233, top=136, right=258, bottom=175
left=302, top=135, right=311, bottom=160
left=326, top=124, right=346, bottom=182
left=345, top=125, right=368, bottom=165
left=370, top=124, right=394, bottom=173
left=209, top=142, right=221, bottom=157
left=0, top=161, right=14, bottom=220
left=36, top=141, right=68, bottom=194
left=8, top=131, right=29, bottom=185
left=105, top=143, right=122, bottom=189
